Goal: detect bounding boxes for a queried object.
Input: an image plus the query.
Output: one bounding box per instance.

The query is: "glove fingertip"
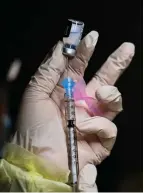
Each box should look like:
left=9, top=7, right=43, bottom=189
left=120, top=42, right=135, bottom=56
left=84, top=31, right=99, bottom=48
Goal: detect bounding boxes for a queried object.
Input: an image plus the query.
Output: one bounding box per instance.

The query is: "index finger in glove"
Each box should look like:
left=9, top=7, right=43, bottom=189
left=29, top=41, right=66, bottom=95
left=87, top=42, right=135, bottom=93
left=69, top=31, right=99, bottom=76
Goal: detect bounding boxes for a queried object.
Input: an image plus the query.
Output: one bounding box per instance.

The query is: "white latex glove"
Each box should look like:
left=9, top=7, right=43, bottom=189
left=11, top=31, right=135, bottom=192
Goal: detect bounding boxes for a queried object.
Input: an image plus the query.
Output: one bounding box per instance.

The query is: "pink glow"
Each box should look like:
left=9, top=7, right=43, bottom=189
left=73, top=79, right=102, bottom=116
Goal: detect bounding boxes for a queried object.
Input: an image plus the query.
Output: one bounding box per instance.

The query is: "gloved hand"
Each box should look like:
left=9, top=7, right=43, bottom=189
left=11, top=31, right=135, bottom=192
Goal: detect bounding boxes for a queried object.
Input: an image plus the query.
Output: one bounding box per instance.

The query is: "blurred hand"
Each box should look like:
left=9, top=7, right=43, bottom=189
left=11, top=31, right=135, bottom=192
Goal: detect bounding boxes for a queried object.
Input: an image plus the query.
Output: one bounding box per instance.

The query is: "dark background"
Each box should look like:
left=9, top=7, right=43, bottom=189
left=1, top=1, right=143, bottom=192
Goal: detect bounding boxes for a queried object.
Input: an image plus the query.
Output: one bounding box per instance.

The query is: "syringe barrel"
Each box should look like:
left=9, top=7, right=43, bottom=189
left=64, top=97, right=75, bottom=121
left=62, top=77, right=76, bottom=120
left=67, top=121, right=79, bottom=189
left=62, top=77, right=79, bottom=191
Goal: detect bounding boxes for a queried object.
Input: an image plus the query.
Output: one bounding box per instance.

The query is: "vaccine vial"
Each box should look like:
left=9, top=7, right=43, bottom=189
left=63, top=19, right=84, bottom=57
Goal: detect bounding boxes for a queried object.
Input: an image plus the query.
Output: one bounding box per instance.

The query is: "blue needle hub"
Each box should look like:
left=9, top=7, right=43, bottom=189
left=61, top=77, right=75, bottom=98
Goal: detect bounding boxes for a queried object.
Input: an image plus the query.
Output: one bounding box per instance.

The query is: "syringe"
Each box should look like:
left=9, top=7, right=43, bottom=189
left=61, top=77, right=79, bottom=192
left=61, top=19, right=84, bottom=192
